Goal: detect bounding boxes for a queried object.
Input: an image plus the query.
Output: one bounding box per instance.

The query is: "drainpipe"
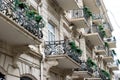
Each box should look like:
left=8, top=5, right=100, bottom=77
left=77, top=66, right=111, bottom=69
left=39, top=43, right=45, bottom=80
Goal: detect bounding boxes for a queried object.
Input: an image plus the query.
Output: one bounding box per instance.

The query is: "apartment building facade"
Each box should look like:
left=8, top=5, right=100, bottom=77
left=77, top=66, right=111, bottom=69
left=0, top=0, right=119, bottom=80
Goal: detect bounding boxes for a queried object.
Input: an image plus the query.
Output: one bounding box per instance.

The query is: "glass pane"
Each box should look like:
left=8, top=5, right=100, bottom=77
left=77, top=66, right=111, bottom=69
left=48, top=23, right=55, bottom=41
left=20, top=76, right=32, bottom=80
left=0, top=72, right=5, bottom=80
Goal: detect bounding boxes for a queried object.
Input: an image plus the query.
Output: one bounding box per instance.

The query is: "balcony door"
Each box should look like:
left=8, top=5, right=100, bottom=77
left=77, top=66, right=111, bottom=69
left=48, top=23, right=55, bottom=42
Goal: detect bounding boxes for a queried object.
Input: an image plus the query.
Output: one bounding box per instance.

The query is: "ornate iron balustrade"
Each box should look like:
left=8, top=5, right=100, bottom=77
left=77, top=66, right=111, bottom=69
left=107, top=50, right=114, bottom=58
left=106, top=37, right=116, bottom=42
left=99, top=69, right=110, bottom=80
left=92, top=14, right=102, bottom=20
left=71, top=9, right=84, bottom=19
left=74, top=61, right=99, bottom=76
left=96, top=0, right=101, bottom=7
left=0, top=0, right=45, bottom=39
left=91, top=25, right=104, bottom=40
left=96, top=45, right=106, bottom=51
left=70, top=8, right=90, bottom=22
left=44, top=40, right=82, bottom=63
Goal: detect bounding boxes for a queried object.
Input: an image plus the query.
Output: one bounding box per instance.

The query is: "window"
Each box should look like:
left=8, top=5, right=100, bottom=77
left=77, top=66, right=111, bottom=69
left=0, top=72, right=5, bottom=80
left=20, top=76, right=32, bottom=80
left=48, top=23, right=55, bottom=41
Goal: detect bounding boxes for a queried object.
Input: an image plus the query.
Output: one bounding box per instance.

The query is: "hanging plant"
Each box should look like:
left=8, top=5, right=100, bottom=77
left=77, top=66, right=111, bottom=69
left=112, top=50, right=116, bottom=56
left=104, top=42, right=109, bottom=48
left=69, top=41, right=77, bottom=50
left=98, top=25, right=106, bottom=38
left=69, top=41, right=82, bottom=56
left=18, top=2, right=27, bottom=9
left=26, top=10, right=38, bottom=18
left=101, top=69, right=110, bottom=80
left=99, top=25, right=104, bottom=30
left=34, top=15, right=43, bottom=23
left=76, top=48, right=82, bottom=55
left=83, top=6, right=92, bottom=18
left=117, top=59, right=120, bottom=64
left=87, top=58, right=97, bottom=67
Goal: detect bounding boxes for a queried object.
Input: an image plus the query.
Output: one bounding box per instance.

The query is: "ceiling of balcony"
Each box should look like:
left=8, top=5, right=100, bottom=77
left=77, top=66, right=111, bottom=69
left=83, top=0, right=100, bottom=14
left=56, top=0, right=79, bottom=10
left=0, top=13, right=41, bottom=46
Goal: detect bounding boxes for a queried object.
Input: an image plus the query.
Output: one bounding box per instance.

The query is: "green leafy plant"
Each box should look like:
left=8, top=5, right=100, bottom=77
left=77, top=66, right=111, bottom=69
left=83, top=6, right=92, bottom=18
left=112, top=50, right=116, bottom=56
left=87, top=58, right=97, bottom=67
left=26, top=10, right=38, bottom=18
left=69, top=41, right=77, bottom=50
left=69, top=41, right=82, bottom=55
left=98, top=25, right=106, bottom=38
left=34, top=15, right=42, bottom=23
left=76, top=48, right=82, bottom=55
left=18, top=2, right=27, bottom=9
left=104, top=42, right=109, bottom=48
left=117, top=59, right=120, bottom=64
left=101, top=69, right=110, bottom=80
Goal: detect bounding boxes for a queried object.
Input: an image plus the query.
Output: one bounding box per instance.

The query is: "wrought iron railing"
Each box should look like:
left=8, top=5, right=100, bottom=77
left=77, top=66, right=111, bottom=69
left=91, top=25, right=104, bottom=40
left=107, top=50, right=114, bottom=58
left=44, top=40, right=82, bottom=63
left=74, top=61, right=99, bottom=76
left=0, top=0, right=45, bottom=39
left=92, top=14, right=102, bottom=20
left=71, top=8, right=90, bottom=22
left=99, top=69, right=110, bottom=80
left=106, top=37, right=116, bottom=43
left=96, top=0, right=101, bottom=7
left=108, top=60, right=119, bottom=68
left=71, top=9, right=84, bottom=19
left=96, top=45, right=106, bottom=50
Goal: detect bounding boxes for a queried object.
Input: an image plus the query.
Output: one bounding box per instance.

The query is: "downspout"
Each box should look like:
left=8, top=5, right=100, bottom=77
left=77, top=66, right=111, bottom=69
left=39, top=44, right=45, bottom=80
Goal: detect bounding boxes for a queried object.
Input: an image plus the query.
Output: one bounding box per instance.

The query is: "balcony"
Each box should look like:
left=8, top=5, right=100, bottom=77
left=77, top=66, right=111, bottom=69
left=106, top=37, right=116, bottom=48
left=66, top=9, right=90, bottom=29
left=95, top=46, right=106, bottom=55
left=84, top=26, right=104, bottom=46
left=84, top=78, right=101, bottom=80
left=104, top=23, right=112, bottom=38
left=92, top=14, right=102, bottom=25
left=99, top=69, right=110, bottom=80
left=0, top=0, right=45, bottom=45
left=72, top=59, right=100, bottom=79
left=44, top=40, right=81, bottom=69
left=108, top=61, right=119, bottom=71
left=103, top=50, right=114, bottom=62
left=83, top=0, right=101, bottom=13
left=55, top=0, right=79, bottom=10
left=73, top=63, right=93, bottom=78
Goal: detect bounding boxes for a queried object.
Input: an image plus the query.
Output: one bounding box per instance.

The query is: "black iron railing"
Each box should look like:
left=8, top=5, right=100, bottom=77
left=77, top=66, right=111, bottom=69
left=74, top=62, right=97, bottom=75
left=92, top=14, right=102, bottom=20
left=44, top=40, right=82, bottom=63
left=71, top=8, right=90, bottom=22
left=0, top=0, right=45, bottom=39
left=99, top=69, right=110, bottom=80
